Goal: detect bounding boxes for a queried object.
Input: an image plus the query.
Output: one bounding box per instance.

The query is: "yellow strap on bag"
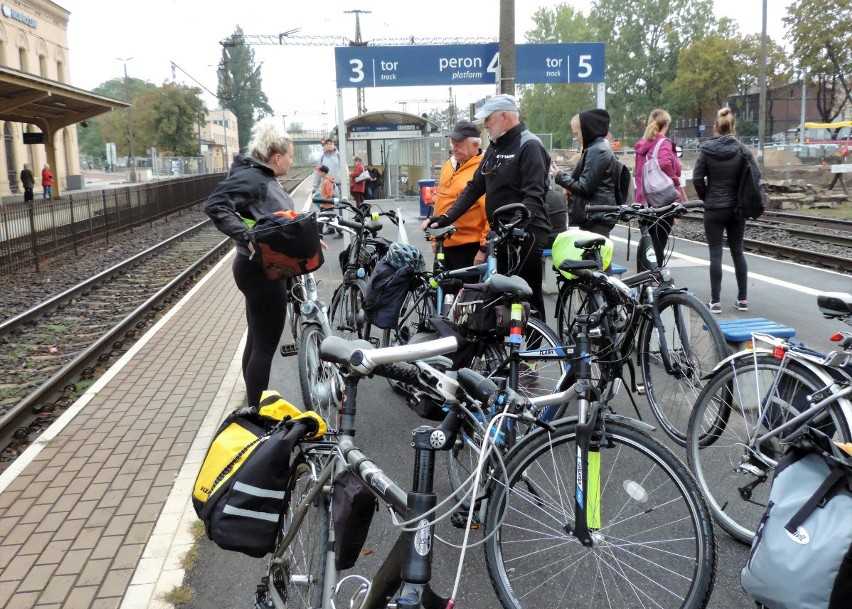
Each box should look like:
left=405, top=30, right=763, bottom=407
left=259, top=390, right=327, bottom=439
left=258, top=390, right=303, bottom=421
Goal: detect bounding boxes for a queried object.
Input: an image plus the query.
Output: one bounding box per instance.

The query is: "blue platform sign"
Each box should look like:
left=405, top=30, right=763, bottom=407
left=334, top=43, right=604, bottom=88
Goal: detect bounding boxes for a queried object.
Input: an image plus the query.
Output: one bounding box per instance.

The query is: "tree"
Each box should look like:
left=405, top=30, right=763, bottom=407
left=519, top=5, right=595, bottom=147
left=133, top=83, right=207, bottom=156
left=77, top=77, right=156, bottom=159
left=586, top=0, right=718, bottom=139
left=784, top=0, right=852, bottom=126
left=217, top=26, right=274, bottom=151
left=667, top=36, right=741, bottom=131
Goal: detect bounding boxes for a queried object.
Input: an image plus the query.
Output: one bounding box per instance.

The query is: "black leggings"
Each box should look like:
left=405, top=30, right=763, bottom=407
left=233, top=254, right=288, bottom=407
left=704, top=207, right=748, bottom=303
left=498, top=225, right=548, bottom=321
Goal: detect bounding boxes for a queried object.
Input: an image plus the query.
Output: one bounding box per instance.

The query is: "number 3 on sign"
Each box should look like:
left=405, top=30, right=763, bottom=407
left=348, top=59, right=365, bottom=83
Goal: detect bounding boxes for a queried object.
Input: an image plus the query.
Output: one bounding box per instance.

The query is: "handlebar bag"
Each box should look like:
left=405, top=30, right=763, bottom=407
left=741, top=431, right=852, bottom=609
left=551, top=229, right=613, bottom=280
left=193, top=390, right=324, bottom=558
left=452, top=283, right=529, bottom=336
left=246, top=211, right=324, bottom=281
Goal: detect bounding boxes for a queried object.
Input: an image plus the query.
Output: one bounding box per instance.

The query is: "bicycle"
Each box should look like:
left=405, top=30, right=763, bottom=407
left=685, top=291, right=852, bottom=543
left=317, top=198, right=400, bottom=343
left=460, top=262, right=716, bottom=608
left=554, top=201, right=728, bottom=445
left=258, top=315, right=716, bottom=609
left=385, top=203, right=568, bottom=402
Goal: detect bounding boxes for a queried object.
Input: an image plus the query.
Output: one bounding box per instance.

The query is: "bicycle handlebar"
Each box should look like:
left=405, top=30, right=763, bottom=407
left=349, top=336, right=459, bottom=375
left=586, top=200, right=703, bottom=222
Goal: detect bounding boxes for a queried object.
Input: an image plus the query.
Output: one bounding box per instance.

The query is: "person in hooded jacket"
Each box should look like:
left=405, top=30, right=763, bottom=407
left=551, top=109, right=618, bottom=239
left=634, top=108, right=686, bottom=269
left=426, top=94, right=551, bottom=320
left=693, top=107, right=755, bottom=314
left=204, top=116, right=296, bottom=408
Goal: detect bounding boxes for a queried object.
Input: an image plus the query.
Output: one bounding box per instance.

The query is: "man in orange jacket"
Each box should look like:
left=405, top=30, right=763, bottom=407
left=423, top=120, right=490, bottom=274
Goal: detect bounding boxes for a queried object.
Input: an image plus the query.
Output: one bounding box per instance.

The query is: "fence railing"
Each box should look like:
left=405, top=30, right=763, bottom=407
left=0, top=174, right=224, bottom=276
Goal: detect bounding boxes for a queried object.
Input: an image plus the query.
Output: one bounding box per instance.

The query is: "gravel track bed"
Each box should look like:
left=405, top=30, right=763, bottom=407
left=1, top=206, right=211, bottom=324
left=672, top=221, right=851, bottom=261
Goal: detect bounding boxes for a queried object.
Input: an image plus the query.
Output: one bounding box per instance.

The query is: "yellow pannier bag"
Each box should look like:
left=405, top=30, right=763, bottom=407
left=551, top=228, right=613, bottom=280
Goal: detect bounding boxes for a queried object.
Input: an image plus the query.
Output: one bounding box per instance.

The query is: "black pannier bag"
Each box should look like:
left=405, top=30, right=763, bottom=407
left=332, top=469, right=378, bottom=570
left=192, top=391, right=325, bottom=558
left=246, top=211, right=324, bottom=281
left=363, top=243, right=423, bottom=329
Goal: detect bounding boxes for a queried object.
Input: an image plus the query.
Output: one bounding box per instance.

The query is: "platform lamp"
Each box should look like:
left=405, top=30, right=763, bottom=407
left=117, top=57, right=136, bottom=183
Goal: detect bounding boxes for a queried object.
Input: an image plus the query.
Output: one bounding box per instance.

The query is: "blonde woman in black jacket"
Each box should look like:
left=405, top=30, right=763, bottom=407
left=693, top=107, right=757, bottom=314
left=205, top=117, right=295, bottom=408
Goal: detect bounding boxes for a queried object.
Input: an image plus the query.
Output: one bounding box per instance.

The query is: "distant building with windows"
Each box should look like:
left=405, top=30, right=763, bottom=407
left=200, top=109, right=240, bottom=173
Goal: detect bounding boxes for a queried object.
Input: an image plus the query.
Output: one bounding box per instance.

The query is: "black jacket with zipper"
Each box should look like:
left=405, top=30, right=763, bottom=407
left=693, top=135, right=752, bottom=210
left=204, top=155, right=294, bottom=257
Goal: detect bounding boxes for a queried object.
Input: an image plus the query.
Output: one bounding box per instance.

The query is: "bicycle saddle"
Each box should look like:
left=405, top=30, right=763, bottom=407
left=488, top=273, right=533, bottom=298
left=818, top=292, right=852, bottom=319
left=558, top=258, right=599, bottom=273
left=575, top=236, right=608, bottom=250
left=426, top=226, right=457, bottom=238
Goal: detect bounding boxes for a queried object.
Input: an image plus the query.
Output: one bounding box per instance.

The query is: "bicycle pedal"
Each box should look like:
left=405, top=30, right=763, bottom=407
left=450, top=510, right=481, bottom=530
left=635, top=383, right=646, bottom=395
left=279, top=343, right=298, bottom=357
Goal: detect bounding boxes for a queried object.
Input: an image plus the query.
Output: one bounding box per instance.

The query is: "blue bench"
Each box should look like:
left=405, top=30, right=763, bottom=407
left=542, top=250, right=627, bottom=294
left=717, top=317, right=796, bottom=351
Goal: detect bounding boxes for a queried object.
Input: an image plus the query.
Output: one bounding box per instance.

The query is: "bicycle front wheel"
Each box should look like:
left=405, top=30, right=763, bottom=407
left=297, top=324, right=341, bottom=432
left=639, top=291, right=728, bottom=445
left=485, top=419, right=716, bottom=609
left=329, top=280, right=370, bottom=341
left=265, top=459, right=330, bottom=609
left=686, top=354, right=851, bottom=543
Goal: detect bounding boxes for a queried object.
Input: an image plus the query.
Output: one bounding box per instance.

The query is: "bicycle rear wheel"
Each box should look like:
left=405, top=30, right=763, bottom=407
left=639, top=291, right=728, bottom=445
left=329, top=280, right=370, bottom=341
left=265, top=458, right=330, bottom=609
left=297, top=324, right=341, bottom=432
left=485, top=419, right=716, bottom=609
left=686, top=354, right=852, bottom=543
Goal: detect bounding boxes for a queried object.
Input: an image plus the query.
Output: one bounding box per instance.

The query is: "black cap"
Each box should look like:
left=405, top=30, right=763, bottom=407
left=447, top=120, right=480, bottom=141
left=316, top=165, right=329, bottom=173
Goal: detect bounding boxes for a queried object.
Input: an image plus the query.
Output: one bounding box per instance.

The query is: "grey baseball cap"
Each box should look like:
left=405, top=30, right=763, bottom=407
left=474, top=94, right=519, bottom=120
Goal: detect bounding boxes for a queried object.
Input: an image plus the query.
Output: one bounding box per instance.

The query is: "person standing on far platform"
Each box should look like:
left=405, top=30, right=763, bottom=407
left=693, top=107, right=755, bottom=314
left=421, top=120, right=490, bottom=280
left=41, top=164, right=53, bottom=199
left=349, top=155, right=367, bottom=207
left=311, top=139, right=341, bottom=198
left=634, top=108, right=685, bottom=268
left=426, top=94, right=551, bottom=320
left=20, top=164, right=35, bottom=202
left=204, top=117, right=297, bottom=409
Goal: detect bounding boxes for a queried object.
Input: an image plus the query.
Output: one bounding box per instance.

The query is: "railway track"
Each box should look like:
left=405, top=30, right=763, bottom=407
left=677, top=210, right=852, bottom=273
left=0, top=170, right=312, bottom=468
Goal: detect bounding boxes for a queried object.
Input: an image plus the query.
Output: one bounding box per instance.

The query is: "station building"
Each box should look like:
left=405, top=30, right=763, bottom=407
left=0, top=0, right=126, bottom=197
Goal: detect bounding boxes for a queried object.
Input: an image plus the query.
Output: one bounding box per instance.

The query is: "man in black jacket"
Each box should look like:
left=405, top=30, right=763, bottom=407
left=427, top=94, right=551, bottom=319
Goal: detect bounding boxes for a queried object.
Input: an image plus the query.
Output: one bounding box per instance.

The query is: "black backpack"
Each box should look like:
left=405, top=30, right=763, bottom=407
left=737, top=148, right=766, bottom=220
left=612, top=158, right=633, bottom=205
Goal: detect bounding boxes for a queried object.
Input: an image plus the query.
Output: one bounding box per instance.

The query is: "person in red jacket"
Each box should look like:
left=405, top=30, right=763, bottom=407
left=41, top=164, right=54, bottom=199
left=349, top=156, right=367, bottom=207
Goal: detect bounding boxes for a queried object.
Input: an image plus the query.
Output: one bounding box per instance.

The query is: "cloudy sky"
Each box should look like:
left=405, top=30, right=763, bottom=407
left=56, top=0, right=787, bottom=132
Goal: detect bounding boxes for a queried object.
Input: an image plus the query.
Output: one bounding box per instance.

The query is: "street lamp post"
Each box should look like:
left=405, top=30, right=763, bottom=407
left=117, top=57, right=136, bottom=183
